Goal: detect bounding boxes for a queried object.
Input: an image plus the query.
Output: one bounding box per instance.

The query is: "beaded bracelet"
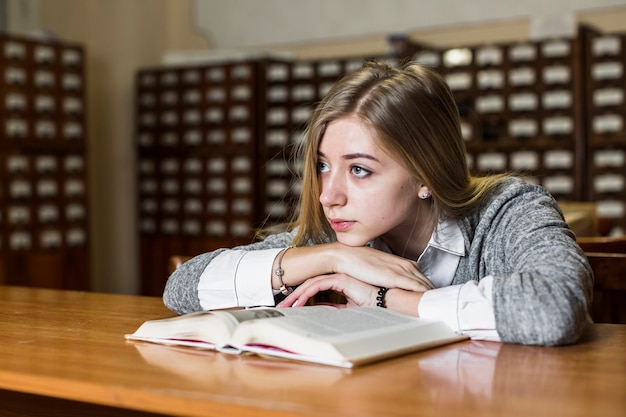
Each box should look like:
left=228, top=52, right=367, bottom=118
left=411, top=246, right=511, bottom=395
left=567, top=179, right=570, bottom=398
left=376, top=287, right=388, bottom=308
left=274, top=245, right=295, bottom=296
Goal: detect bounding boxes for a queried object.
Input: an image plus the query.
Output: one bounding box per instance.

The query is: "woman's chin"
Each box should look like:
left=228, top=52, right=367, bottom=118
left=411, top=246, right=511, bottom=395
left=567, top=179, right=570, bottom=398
left=336, top=235, right=371, bottom=247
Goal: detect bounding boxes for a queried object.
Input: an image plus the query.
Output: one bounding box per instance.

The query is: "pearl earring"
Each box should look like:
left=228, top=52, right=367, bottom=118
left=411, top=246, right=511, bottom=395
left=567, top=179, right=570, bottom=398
left=420, top=191, right=431, bottom=199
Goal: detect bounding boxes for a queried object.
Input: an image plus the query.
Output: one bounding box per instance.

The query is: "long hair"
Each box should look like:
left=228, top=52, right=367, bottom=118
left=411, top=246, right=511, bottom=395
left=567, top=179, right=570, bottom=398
left=288, top=60, right=509, bottom=246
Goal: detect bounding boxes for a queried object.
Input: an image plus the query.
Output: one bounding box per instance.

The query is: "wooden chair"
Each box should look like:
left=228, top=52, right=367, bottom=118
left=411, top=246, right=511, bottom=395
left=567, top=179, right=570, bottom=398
left=576, top=235, right=626, bottom=253
left=576, top=234, right=626, bottom=324
left=168, top=255, right=192, bottom=275
left=585, top=252, right=626, bottom=324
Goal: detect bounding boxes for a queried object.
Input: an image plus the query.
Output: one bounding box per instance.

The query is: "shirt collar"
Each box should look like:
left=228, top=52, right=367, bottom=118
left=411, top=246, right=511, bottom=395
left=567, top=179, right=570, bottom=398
left=368, top=218, right=465, bottom=257
left=428, top=218, right=465, bottom=256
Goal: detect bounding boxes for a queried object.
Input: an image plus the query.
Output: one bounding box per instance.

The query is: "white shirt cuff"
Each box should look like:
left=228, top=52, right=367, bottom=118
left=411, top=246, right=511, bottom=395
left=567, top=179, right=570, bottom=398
left=198, top=248, right=282, bottom=310
left=419, top=277, right=501, bottom=341
left=419, top=284, right=463, bottom=331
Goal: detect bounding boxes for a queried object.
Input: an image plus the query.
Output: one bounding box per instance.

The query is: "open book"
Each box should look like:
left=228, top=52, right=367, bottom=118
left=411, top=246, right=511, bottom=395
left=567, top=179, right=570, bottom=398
left=125, top=306, right=468, bottom=368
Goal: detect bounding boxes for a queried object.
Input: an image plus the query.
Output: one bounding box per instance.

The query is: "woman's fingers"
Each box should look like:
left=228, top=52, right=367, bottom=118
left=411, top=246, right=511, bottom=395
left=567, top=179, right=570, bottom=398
left=277, top=272, right=430, bottom=309
left=335, top=244, right=435, bottom=290
left=278, top=274, right=373, bottom=308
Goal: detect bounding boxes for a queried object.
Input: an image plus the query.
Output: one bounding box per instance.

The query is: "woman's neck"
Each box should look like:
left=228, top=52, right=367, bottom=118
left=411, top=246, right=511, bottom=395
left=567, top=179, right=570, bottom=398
left=383, top=213, right=437, bottom=260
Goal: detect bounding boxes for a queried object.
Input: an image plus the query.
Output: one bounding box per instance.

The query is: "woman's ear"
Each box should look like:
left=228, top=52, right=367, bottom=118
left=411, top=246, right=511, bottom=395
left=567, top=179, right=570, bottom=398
left=418, top=185, right=432, bottom=200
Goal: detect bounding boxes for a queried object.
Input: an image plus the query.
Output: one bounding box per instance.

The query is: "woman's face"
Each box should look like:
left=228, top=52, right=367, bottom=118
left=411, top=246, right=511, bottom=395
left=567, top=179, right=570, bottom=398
left=317, top=116, right=425, bottom=248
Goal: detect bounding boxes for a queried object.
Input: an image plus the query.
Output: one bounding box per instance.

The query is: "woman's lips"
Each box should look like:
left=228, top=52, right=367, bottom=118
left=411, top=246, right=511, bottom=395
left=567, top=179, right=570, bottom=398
left=329, top=219, right=355, bottom=232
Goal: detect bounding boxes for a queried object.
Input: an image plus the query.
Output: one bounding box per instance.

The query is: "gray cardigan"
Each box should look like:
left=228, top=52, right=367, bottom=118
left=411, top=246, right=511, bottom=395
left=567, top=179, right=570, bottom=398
left=163, top=178, right=593, bottom=346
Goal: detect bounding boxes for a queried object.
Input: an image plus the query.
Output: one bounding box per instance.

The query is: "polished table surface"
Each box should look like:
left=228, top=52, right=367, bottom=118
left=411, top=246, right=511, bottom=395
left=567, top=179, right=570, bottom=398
left=0, top=286, right=625, bottom=417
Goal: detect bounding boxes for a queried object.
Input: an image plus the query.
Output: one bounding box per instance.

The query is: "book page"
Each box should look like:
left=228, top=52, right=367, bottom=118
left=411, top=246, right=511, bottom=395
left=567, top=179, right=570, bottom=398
left=125, top=307, right=307, bottom=349
left=126, top=310, right=240, bottom=349
left=230, top=306, right=466, bottom=367
left=262, top=306, right=413, bottom=337
left=218, top=307, right=286, bottom=323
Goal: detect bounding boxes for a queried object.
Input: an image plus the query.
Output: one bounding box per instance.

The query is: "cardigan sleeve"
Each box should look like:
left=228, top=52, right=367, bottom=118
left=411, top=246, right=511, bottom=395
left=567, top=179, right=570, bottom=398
left=468, top=181, right=593, bottom=346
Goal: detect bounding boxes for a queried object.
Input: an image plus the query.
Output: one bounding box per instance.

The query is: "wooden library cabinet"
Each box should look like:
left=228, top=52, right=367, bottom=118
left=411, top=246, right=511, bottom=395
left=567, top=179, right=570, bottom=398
left=581, top=26, right=626, bottom=234
left=0, top=34, right=89, bottom=290
left=415, top=35, right=586, bottom=202
left=135, top=60, right=264, bottom=295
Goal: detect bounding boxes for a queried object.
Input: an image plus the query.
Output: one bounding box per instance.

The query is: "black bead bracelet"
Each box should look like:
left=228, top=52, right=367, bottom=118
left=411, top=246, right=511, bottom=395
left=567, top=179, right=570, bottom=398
left=376, top=287, right=388, bottom=308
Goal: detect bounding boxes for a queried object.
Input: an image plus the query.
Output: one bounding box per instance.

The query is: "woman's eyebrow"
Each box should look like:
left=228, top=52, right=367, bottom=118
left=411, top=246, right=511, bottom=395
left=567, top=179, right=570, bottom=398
left=317, top=150, right=381, bottom=162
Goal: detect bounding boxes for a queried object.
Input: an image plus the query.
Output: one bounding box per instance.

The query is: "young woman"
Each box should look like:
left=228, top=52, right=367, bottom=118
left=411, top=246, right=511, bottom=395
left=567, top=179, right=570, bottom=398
left=163, top=61, right=592, bottom=346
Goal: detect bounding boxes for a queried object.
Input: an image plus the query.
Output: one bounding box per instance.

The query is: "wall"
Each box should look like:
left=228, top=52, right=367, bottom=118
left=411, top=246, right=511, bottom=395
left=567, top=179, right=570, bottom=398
left=193, top=0, right=626, bottom=50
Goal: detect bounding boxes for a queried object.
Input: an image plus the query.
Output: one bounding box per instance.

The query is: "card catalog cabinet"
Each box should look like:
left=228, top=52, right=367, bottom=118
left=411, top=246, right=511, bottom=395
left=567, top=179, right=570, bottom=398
left=582, top=27, right=626, bottom=234
left=0, top=34, right=89, bottom=289
left=415, top=37, right=586, bottom=202
left=136, top=61, right=264, bottom=295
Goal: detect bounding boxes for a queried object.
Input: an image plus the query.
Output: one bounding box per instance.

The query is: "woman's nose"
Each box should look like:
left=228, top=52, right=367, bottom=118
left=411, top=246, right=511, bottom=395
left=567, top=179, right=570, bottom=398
left=319, top=174, right=347, bottom=207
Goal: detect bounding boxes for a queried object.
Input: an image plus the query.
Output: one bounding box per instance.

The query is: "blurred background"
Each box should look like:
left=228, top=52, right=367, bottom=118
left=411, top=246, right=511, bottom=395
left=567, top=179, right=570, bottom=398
left=1, top=0, right=625, bottom=296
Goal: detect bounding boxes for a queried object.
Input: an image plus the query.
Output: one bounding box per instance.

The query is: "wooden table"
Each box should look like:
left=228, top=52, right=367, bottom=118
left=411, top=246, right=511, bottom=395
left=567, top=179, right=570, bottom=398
left=0, top=286, right=624, bottom=417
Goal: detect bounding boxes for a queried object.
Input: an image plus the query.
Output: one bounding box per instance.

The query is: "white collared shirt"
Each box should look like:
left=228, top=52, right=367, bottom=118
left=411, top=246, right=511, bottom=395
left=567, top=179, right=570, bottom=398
left=197, top=219, right=500, bottom=341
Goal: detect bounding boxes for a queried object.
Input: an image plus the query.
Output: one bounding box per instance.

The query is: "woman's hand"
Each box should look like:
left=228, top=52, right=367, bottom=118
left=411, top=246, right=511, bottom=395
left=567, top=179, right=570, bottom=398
left=277, top=273, right=378, bottom=308
left=277, top=272, right=429, bottom=316
left=330, top=243, right=435, bottom=291
left=273, top=242, right=435, bottom=310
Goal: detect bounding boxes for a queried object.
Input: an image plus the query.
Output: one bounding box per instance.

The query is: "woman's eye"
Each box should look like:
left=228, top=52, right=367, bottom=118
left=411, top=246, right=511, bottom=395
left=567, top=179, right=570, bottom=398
left=351, top=165, right=371, bottom=178
left=317, top=161, right=329, bottom=173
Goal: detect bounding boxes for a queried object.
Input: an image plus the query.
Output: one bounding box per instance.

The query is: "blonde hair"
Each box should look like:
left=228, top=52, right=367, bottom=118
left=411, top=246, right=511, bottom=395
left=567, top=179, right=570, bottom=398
left=286, top=60, right=509, bottom=246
